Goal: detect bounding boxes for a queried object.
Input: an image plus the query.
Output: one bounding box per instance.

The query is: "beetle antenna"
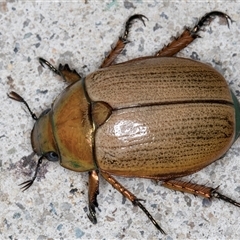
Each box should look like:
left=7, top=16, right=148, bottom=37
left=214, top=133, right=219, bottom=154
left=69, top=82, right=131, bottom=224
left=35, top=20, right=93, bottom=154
left=8, top=91, right=38, bottom=121
left=211, top=188, right=240, bottom=208
left=19, top=155, right=45, bottom=191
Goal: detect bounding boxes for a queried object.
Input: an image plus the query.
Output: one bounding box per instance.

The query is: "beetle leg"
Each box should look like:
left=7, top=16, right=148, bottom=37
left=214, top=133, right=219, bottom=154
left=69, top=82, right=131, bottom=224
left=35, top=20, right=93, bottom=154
left=100, top=14, right=148, bottom=68
left=163, top=179, right=240, bottom=207
left=58, top=63, right=82, bottom=83
left=39, top=57, right=60, bottom=75
left=87, top=170, right=100, bottom=224
left=39, top=58, right=82, bottom=84
left=155, top=28, right=197, bottom=57
left=191, top=11, right=233, bottom=35
left=155, top=11, right=232, bottom=57
left=100, top=171, right=166, bottom=234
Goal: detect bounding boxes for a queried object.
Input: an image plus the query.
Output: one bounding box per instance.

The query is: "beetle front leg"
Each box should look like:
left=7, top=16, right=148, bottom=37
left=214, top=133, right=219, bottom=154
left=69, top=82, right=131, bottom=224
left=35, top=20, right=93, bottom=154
left=100, top=171, right=166, bottom=234
left=39, top=58, right=82, bottom=84
left=100, top=14, right=148, bottom=68
left=155, top=11, right=232, bottom=57
left=87, top=170, right=100, bottom=224
left=163, top=179, right=240, bottom=207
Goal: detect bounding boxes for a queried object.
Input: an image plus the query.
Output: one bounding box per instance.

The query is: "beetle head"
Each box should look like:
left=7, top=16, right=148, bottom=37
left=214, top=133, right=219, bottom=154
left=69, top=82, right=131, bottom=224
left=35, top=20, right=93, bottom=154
left=31, top=108, right=59, bottom=162
left=8, top=91, right=59, bottom=191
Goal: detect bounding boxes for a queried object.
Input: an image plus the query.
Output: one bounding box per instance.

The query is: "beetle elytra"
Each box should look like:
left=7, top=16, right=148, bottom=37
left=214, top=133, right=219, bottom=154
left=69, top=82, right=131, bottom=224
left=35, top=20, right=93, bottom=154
left=9, top=11, right=240, bottom=234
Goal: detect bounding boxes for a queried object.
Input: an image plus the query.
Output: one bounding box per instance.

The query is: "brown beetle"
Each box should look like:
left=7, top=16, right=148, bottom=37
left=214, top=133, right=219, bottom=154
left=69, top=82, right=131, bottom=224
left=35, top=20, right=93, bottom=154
left=9, top=11, right=240, bottom=234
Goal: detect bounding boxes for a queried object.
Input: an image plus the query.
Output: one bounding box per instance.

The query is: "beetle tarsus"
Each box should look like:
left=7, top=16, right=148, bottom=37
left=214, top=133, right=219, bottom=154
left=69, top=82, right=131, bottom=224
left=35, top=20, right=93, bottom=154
left=122, top=14, right=148, bottom=42
left=100, top=14, right=148, bottom=68
left=87, top=170, right=100, bottom=224
left=87, top=210, right=97, bottom=224
left=133, top=199, right=166, bottom=235
left=191, top=11, right=233, bottom=36
left=87, top=203, right=98, bottom=224
left=39, top=58, right=60, bottom=75
left=101, top=172, right=166, bottom=234
left=154, top=11, right=232, bottom=57
left=211, top=189, right=240, bottom=208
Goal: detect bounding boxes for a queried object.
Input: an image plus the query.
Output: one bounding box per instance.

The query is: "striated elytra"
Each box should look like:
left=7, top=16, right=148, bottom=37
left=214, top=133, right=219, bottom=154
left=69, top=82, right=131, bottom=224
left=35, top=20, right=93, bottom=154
left=9, top=11, right=240, bottom=234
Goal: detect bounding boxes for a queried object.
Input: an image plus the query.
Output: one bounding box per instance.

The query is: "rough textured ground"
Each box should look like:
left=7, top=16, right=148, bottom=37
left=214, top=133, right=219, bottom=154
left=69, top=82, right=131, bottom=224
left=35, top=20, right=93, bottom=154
left=1, top=1, right=240, bottom=239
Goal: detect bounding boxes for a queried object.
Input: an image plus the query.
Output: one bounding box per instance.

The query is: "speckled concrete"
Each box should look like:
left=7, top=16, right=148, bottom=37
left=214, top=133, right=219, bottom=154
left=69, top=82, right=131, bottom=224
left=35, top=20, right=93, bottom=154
left=1, top=1, right=240, bottom=239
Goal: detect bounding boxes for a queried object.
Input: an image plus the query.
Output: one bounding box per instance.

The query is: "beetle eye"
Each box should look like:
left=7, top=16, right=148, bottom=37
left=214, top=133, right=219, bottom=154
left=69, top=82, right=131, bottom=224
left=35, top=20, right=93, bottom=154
left=45, top=151, right=59, bottom=162
left=39, top=108, right=51, bottom=118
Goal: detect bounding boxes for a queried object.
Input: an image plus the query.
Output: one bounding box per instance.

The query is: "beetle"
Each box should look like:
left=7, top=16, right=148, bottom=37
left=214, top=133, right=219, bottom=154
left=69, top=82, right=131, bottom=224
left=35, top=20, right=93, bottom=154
left=9, top=11, right=240, bottom=234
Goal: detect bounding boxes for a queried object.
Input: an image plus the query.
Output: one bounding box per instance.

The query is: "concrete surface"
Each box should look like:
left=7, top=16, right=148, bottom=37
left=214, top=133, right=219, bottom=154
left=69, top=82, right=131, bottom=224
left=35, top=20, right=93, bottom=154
left=1, top=1, right=240, bottom=239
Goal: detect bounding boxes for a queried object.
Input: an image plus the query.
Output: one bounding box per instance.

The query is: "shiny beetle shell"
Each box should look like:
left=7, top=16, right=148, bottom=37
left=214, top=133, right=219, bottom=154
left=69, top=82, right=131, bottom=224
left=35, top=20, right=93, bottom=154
left=32, top=57, right=240, bottom=178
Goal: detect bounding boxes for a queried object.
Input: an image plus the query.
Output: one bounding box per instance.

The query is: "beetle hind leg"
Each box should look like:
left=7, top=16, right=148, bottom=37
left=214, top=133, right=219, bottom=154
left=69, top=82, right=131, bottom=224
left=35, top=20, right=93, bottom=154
left=163, top=179, right=240, bottom=208
left=155, top=11, right=233, bottom=57
left=191, top=11, right=233, bottom=35
left=100, top=171, right=166, bottom=234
